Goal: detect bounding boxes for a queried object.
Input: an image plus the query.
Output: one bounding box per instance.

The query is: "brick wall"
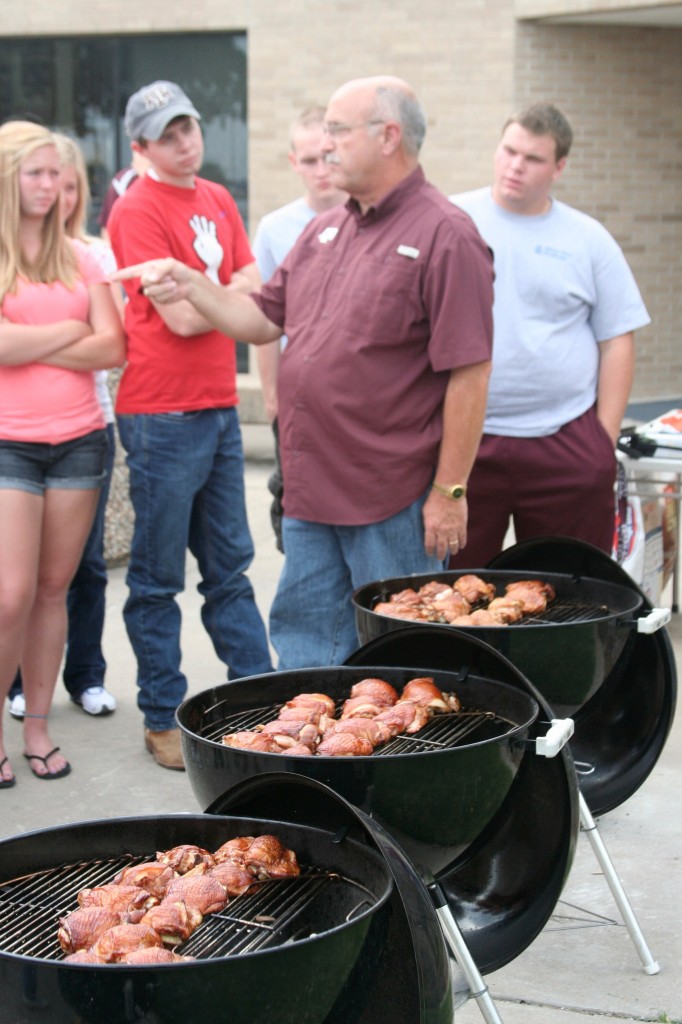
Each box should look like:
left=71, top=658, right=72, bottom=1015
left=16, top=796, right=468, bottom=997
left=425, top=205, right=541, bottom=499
left=514, top=21, right=682, bottom=400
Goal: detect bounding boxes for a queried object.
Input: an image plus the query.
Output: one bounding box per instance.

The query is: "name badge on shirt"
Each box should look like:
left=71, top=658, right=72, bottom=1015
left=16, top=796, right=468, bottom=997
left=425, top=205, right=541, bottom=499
left=397, top=244, right=420, bottom=259
left=318, top=227, right=339, bottom=244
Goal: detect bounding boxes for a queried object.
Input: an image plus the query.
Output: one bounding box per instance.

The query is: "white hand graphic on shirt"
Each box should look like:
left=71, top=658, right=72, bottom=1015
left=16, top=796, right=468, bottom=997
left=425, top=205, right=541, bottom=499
left=190, top=215, right=224, bottom=284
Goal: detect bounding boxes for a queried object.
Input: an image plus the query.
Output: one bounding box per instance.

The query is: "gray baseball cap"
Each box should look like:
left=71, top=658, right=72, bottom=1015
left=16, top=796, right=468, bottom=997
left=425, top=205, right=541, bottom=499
left=124, top=81, right=201, bottom=141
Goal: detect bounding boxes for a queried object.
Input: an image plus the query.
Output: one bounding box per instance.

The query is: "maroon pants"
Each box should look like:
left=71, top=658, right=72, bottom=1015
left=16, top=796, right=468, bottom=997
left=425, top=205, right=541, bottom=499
left=450, top=405, right=617, bottom=569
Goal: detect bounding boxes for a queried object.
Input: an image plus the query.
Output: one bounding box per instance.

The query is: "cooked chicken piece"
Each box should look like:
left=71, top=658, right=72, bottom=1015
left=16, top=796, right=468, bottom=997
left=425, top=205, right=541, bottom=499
left=221, top=731, right=281, bottom=753
left=452, top=607, right=512, bottom=627
left=92, top=923, right=163, bottom=963
left=417, top=581, right=452, bottom=599
left=213, top=836, right=253, bottom=863
left=504, top=582, right=553, bottom=613
left=260, top=719, right=321, bottom=750
left=374, top=701, right=431, bottom=736
left=453, top=574, right=497, bottom=605
left=121, top=946, right=193, bottom=964
left=372, top=601, right=424, bottom=621
left=325, top=717, right=393, bottom=746
left=214, top=834, right=300, bottom=879
left=140, top=900, right=203, bottom=945
left=242, top=835, right=301, bottom=879
left=58, top=907, right=126, bottom=953
left=340, top=695, right=388, bottom=719
left=400, top=677, right=450, bottom=711
left=506, top=579, right=556, bottom=601
left=469, top=608, right=501, bottom=625
left=208, top=859, right=255, bottom=896
left=349, top=678, right=399, bottom=706
left=77, top=884, right=158, bottom=920
left=487, top=597, right=525, bottom=623
left=156, top=845, right=216, bottom=874
left=282, top=743, right=314, bottom=756
left=276, top=705, right=333, bottom=731
left=113, top=862, right=176, bottom=900
left=427, top=588, right=471, bottom=622
left=399, top=677, right=461, bottom=713
left=317, top=732, right=375, bottom=756
left=63, top=949, right=106, bottom=964
left=388, top=587, right=424, bottom=606
left=284, top=692, right=336, bottom=716
left=164, top=873, right=228, bottom=915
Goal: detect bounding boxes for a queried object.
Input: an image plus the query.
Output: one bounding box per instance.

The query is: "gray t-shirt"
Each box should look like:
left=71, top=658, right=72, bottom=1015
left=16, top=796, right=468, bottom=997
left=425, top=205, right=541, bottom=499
left=252, top=196, right=318, bottom=350
left=449, top=187, right=650, bottom=436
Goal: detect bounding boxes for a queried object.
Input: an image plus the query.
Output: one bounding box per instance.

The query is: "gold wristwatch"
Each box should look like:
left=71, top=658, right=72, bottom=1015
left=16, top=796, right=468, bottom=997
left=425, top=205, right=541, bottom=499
left=432, top=482, right=467, bottom=501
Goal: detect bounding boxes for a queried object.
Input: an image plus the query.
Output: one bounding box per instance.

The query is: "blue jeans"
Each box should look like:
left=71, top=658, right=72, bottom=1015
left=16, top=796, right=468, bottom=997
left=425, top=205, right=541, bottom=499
left=63, top=422, right=116, bottom=697
left=270, top=491, right=446, bottom=669
left=117, top=408, right=272, bottom=731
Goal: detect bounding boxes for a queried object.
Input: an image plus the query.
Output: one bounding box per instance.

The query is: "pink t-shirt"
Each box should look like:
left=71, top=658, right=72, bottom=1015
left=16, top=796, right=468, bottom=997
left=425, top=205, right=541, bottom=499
left=0, top=244, right=106, bottom=443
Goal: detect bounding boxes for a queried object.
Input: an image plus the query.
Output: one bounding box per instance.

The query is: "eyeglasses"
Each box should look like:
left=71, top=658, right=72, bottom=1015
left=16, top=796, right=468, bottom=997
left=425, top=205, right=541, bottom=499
left=323, top=120, right=386, bottom=138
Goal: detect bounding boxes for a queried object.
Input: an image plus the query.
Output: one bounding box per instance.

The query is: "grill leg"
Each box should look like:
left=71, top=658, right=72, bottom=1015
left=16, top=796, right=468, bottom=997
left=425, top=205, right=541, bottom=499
left=579, top=792, right=660, bottom=975
left=429, top=882, right=505, bottom=1024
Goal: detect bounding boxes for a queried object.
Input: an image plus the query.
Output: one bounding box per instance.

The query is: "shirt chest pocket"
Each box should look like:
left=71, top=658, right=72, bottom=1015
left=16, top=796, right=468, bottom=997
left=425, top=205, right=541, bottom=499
left=339, top=257, right=423, bottom=342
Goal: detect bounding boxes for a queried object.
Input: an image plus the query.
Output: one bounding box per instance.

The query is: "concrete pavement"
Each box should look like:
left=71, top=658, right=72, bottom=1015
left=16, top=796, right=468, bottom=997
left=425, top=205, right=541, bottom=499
left=0, top=423, right=680, bottom=1023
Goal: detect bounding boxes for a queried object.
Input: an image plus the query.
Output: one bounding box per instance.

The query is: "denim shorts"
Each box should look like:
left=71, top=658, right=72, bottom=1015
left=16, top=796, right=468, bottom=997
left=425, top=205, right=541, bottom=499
left=0, top=429, right=108, bottom=496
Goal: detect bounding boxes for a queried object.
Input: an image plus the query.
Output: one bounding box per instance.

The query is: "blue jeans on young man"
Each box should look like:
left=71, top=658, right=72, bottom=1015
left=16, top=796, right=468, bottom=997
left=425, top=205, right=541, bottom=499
left=117, top=408, right=272, bottom=732
left=9, top=423, right=115, bottom=702
left=269, top=489, right=447, bottom=670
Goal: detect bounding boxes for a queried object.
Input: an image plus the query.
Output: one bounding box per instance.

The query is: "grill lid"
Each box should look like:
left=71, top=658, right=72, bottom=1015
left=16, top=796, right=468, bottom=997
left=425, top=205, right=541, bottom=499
left=486, top=537, right=677, bottom=813
left=206, top=774, right=453, bottom=1018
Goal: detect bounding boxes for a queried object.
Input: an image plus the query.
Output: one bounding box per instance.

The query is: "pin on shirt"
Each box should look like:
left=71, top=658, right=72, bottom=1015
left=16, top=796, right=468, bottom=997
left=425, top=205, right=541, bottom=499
left=318, top=227, right=339, bottom=245
left=397, top=244, right=419, bottom=259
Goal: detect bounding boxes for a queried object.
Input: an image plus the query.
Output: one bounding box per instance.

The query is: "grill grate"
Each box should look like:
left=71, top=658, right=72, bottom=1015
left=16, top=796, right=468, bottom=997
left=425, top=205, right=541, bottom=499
left=374, top=598, right=611, bottom=628
left=197, top=700, right=515, bottom=752
left=517, top=600, right=609, bottom=626
left=0, top=856, right=375, bottom=962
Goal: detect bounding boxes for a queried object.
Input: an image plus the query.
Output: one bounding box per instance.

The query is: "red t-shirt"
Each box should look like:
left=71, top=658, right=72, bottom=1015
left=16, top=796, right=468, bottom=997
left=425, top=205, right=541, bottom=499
left=252, top=167, right=494, bottom=525
left=108, top=174, right=254, bottom=414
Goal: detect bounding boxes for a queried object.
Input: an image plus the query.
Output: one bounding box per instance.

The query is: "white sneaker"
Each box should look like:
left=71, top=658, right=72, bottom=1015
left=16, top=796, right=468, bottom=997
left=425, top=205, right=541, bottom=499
left=8, top=693, right=26, bottom=719
left=74, top=686, right=117, bottom=716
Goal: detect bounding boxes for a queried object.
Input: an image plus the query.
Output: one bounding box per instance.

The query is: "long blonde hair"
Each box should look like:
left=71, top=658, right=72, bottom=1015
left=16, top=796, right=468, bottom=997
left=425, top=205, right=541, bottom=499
left=0, top=120, right=77, bottom=303
left=53, top=133, right=91, bottom=242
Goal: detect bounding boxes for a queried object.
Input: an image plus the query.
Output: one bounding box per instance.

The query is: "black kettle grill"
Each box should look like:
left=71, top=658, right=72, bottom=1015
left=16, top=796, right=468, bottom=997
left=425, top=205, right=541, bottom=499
left=0, top=775, right=453, bottom=1024
left=351, top=537, right=676, bottom=817
left=349, top=536, right=677, bottom=982
left=177, top=637, right=579, bottom=1024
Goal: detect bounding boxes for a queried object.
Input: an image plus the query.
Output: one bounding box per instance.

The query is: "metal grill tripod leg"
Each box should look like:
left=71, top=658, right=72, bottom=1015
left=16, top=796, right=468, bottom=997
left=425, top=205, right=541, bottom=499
left=579, top=792, right=660, bottom=975
left=429, top=883, right=505, bottom=1024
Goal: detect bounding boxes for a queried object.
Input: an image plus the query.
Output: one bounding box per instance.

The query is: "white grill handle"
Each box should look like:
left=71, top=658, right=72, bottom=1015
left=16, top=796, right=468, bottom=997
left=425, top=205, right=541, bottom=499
left=637, top=607, right=671, bottom=633
left=535, top=718, right=574, bottom=758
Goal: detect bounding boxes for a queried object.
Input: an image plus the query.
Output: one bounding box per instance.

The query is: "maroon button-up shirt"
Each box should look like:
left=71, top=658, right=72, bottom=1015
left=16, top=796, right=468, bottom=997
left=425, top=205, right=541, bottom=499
left=252, top=167, right=493, bottom=525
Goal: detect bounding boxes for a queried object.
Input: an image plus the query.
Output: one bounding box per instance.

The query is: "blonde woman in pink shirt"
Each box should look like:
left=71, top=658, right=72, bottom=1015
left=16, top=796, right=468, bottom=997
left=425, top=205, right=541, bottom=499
left=0, top=121, right=125, bottom=787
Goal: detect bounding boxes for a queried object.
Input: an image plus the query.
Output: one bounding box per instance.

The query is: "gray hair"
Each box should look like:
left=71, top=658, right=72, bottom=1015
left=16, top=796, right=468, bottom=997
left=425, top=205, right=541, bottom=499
left=372, top=85, right=426, bottom=156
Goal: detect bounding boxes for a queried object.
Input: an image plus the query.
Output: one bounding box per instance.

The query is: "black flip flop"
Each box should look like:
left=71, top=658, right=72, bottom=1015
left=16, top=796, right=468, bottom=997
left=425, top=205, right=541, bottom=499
left=23, top=747, right=71, bottom=780
left=0, top=756, right=16, bottom=789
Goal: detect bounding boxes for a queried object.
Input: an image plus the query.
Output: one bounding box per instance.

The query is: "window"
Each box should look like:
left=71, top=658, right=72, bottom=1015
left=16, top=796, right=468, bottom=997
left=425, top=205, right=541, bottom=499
left=0, top=32, right=250, bottom=368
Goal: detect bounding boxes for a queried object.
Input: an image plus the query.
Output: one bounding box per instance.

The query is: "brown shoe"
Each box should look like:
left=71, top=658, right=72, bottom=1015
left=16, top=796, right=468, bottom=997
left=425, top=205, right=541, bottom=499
left=144, top=728, right=186, bottom=771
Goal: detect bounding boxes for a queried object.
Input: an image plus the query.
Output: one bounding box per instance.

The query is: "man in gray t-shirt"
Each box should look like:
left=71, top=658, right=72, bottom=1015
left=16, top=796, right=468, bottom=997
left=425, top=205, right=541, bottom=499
left=449, top=102, right=650, bottom=563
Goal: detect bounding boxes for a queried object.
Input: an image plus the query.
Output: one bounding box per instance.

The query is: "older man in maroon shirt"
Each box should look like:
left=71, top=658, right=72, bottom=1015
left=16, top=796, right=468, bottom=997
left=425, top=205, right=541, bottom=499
left=117, top=75, right=494, bottom=669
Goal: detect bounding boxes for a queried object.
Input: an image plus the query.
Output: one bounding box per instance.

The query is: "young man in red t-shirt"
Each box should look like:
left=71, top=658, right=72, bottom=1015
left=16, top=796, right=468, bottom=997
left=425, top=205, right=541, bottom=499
left=108, top=81, right=272, bottom=770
